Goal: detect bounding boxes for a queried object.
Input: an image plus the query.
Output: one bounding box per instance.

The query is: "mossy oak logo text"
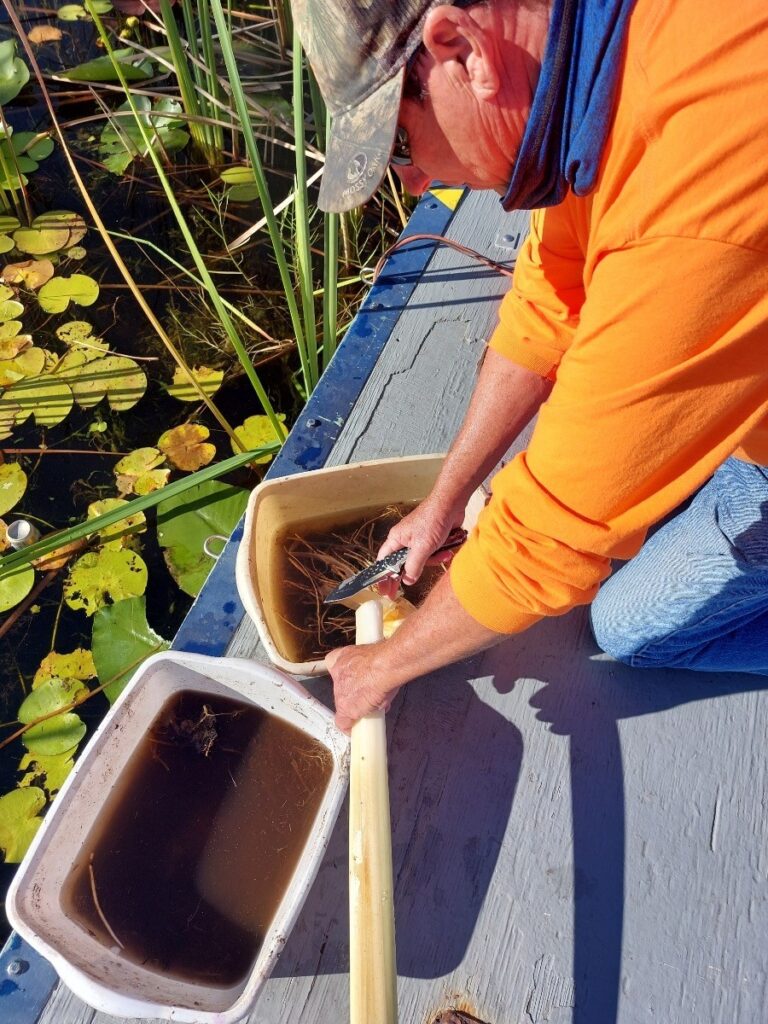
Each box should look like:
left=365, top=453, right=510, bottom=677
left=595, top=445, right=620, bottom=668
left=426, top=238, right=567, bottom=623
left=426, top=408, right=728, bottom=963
left=343, top=151, right=383, bottom=200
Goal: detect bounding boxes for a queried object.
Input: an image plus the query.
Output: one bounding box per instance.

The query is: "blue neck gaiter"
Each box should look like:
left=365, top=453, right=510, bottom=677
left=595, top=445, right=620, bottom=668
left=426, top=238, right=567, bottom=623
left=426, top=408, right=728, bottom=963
left=501, top=0, right=637, bottom=211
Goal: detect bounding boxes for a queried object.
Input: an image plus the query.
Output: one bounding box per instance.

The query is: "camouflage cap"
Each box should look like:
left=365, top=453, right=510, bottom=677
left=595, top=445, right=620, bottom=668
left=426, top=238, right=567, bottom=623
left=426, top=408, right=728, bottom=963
left=292, top=0, right=443, bottom=212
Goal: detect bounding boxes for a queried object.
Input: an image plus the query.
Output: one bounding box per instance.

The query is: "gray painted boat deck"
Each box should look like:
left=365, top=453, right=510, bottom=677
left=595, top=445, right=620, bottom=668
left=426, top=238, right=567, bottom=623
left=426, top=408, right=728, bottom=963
left=32, top=191, right=768, bottom=1023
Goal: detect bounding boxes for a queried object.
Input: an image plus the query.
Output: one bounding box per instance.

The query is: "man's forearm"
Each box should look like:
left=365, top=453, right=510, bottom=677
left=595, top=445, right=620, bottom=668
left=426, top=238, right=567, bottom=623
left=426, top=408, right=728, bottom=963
left=431, top=348, right=552, bottom=507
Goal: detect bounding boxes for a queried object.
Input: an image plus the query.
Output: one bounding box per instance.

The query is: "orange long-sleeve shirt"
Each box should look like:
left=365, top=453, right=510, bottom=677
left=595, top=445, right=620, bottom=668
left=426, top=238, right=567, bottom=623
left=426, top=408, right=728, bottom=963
left=450, top=0, right=768, bottom=634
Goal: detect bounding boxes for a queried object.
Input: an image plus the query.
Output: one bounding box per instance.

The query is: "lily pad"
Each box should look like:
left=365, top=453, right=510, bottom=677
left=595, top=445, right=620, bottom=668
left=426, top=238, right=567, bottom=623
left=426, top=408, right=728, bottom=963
left=92, top=595, right=170, bottom=703
left=0, top=39, right=30, bottom=107
left=18, top=677, right=88, bottom=756
left=0, top=562, right=35, bottom=612
left=28, top=25, right=64, bottom=44
left=0, top=398, right=20, bottom=440
left=0, top=462, right=27, bottom=515
left=69, top=354, right=146, bottom=411
left=87, top=497, right=146, bottom=549
left=64, top=547, right=148, bottom=615
left=100, top=96, right=189, bottom=174
left=19, top=749, right=75, bottom=797
left=3, top=375, right=74, bottom=427
left=0, top=346, right=49, bottom=387
left=157, top=479, right=248, bottom=596
left=1, top=259, right=55, bottom=290
left=56, top=320, right=107, bottom=357
left=0, top=787, right=45, bottom=863
left=129, top=468, right=170, bottom=495
left=38, top=273, right=99, bottom=314
left=231, top=413, right=287, bottom=463
left=0, top=298, right=24, bottom=321
left=167, top=364, right=224, bottom=402
left=60, top=48, right=154, bottom=83
left=158, top=423, right=216, bottom=471
left=0, top=519, right=7, bottom=553
left=13, top=211, right=86, bottom=255
left=33, top=648, right=97, bottom=688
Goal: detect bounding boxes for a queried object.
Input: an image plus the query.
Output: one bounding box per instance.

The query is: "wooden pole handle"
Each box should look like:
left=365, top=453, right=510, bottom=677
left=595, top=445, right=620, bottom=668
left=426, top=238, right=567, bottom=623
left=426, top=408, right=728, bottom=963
left=349, top=598, right=397, bottom=1024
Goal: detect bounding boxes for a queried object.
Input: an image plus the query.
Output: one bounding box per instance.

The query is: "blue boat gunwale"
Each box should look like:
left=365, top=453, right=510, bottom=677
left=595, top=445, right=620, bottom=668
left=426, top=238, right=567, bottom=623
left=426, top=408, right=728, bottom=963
left=0, top=187, right=466, bottom=1024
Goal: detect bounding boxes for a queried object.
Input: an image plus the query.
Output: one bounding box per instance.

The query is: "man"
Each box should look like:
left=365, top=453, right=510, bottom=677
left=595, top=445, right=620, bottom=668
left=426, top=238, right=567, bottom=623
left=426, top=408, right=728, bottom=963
left=292, top=0, right=768, bottom=731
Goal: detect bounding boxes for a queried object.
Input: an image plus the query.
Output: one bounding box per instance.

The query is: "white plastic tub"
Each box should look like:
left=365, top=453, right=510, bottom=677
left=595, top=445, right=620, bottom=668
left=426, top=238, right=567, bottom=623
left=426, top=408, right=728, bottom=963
left=6, top=651, right=350, bottom=1023
left=236, top=453, right=486, bottom=676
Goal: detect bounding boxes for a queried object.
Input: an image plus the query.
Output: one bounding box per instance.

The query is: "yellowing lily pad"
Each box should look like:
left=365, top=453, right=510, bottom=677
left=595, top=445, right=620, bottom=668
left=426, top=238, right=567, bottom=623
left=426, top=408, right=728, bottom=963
left=12, top=211, right=86, bottom=255
left=0, top=518, right=8, bottom=553
left=1, top=259, right=55, bottom=290
left=19, top=749, right=75, bottom=797
left=28, top=25, right=64, bottom=43
left=114, top=447, right=164, bottom=477
left=0, top=298, right=24, bottom=321
left=0, top=398, right=20, bottom=440
left=87, top=497, right=146, bottom=549
left=37, top=273, right=99, bottom=314
left=0, top=562, right=35, bottom=612
left=56, top=320, right=105, bottom=354
left=64, top=548, right=148, bottom=615
left=3, top=375, right=73, bottom=427
left=0, top=787, right=45, bottom=863
left=167, top=365, right=224, bottom=402
left=0, top=462, right=27, bottom=515
left=33, top=649, right=97, bottom=688
left=69, top=354, right=145, bottom=411
left=231, top=414, right=287, bottom=463
left=118, top=467, right=170, bottom=497
left=158, top=423, right=216, bottom=471
left=18, top=678, right=88, bottom=756
left=32, top=535, right=87, bottom=571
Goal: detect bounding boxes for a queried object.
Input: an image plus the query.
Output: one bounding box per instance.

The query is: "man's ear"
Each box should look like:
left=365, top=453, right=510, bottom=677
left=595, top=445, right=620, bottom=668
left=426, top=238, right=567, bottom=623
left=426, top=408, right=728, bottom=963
left=422, top=4, right=500, bottom=100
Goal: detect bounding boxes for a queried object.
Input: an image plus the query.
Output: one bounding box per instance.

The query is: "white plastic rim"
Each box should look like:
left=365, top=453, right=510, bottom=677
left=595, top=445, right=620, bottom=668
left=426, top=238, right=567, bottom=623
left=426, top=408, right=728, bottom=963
left=6, top=651, right=350, bottom=1024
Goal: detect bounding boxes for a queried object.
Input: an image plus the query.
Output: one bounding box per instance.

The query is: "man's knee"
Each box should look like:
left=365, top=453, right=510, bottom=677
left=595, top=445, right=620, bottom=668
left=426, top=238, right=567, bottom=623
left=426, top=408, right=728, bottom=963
left=589, top=584, right=668, bottom=667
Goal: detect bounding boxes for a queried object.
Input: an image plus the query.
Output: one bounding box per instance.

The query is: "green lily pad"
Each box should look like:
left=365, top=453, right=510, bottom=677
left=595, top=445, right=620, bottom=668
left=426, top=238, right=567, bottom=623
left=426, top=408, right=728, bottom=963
left=0, top=215, right=20, bottom=233
left=92, top=595, right=170, bottom=703
left=0, top=235, right=14, bottom=254
left=56, top=320, right=107, bottom=356
left=60, top=48, right=154, bottom=83
left=0, top=40, right=30, bottom=107
left=18, top=677, right=88, bottom=756
left=231, top=414, right=287, bottom=463
left=157, top=479, right=248, bottom=596
left=3, top=375, right=74, bottom=427
left=100, top=95, right=189, bottom=175
left=0, top=462, right=27, bottom=515
left=0, top=787, right=45, bottom=863
left=19, top=749, right=75, bottom=797
left=0, top=562, right=35, bottom=612
left=0, top=398, right=20, bottom=440
left=0, top=298, right=24, bottom=321
left=12, top=132, right=55, bottom=162
left=38, top=273, right=99, bottom=314
left=87, top=497, right=146, bottom=549
left=167, top=364, right=224, bottom=402
left=64, top=547, right=148, bottom=615
left=57, top=3, right=89, bottom=19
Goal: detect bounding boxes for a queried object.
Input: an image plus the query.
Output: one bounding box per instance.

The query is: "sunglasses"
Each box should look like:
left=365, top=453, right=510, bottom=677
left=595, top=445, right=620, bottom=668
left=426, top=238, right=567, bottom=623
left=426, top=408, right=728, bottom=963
left=390, top=125, right=412, bottom=166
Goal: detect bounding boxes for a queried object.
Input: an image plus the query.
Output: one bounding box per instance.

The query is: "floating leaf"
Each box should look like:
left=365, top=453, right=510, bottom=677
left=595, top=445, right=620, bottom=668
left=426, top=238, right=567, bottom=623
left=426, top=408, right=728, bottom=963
left=231, top=414, right=287, bottom=463
left=167, top=364, right=223, bottom=402
left=0, top=39, right=30, bottom=107
left=32, top=535, right=87, bottom=571
left=114, top=447, right=164, bottom=477
left=3, top=375, right=73, bottom=427
left=0, top=235, right=14, bottom=254
left=60, top=48, right=154, bottom=82
left=66, top=245, right=87, bottom=260
left=38, top=273, right=99, bottom=314
left=1, top=259, right=55, bottom=290
left=0, top=398, right=20, bottom=440
left=0, top=347, right=48, bottom=388
left=0, top=518, right=7, bottom=553
left=157, top=479, right=248, bottom=596
left=158, top=423, right=216, bottom=471
left=92, top=595, right=170, bottom=703
left=129, top=468, right=170, bottom=495
left=33, top=649, right=97, bottom=688
left=56, top=319, right=106, bottom=355
left=57, top=3, right=89, bottom=18
left=0, top=788, right=45, bottom=863
left=0, top=462, right=27, bottom=515
left=220, top=166, right=257, bottom=185
left=0, top=562, right=34, bottom=612
left=13, top=211, right=86, bottom=255
left=12, top=132, right=55, bottom=162
left=87, top=497, right=146, bottom=549
left=0, top=215, right=20, bottom=233
left=18, top=677, right=88, bottom=756
left=28, top=25, right=64, bottom=43
left=0, top=329, right=31, bottom=361
left=0, top=298, right=24, bottom=321
left=64, top=547, right=148, bottom=615
left=99, top=95, right=189, bottom=175
left=19, top=749, right=75, bottom=797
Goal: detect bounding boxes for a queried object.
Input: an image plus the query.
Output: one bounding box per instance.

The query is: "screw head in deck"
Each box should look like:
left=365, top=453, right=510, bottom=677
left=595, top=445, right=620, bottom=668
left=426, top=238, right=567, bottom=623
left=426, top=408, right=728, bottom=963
left=6, top=957, right=29, bottom=976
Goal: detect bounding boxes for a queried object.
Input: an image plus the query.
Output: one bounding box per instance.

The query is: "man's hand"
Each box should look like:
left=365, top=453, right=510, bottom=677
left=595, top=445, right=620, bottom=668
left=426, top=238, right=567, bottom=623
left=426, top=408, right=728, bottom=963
left=377, top=493, right=467, bottom=593
left=325, top=642, right=400, bottom=732
left=325, top=573, right=505, bottom=732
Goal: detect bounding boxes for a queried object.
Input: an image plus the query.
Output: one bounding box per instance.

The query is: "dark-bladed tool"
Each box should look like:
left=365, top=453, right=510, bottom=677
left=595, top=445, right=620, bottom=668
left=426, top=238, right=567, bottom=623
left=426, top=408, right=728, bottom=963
left=323, top=527, right=467, bottom=605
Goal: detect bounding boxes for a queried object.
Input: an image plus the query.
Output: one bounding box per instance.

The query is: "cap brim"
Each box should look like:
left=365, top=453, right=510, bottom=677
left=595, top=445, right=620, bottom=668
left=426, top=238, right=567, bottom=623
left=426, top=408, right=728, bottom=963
left=318, top=69, right=404, bottom=213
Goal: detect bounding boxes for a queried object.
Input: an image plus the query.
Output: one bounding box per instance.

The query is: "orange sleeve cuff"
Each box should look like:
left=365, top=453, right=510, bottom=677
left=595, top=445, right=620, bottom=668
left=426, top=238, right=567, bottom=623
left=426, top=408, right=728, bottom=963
left=449, top=530, right=543, bottom=635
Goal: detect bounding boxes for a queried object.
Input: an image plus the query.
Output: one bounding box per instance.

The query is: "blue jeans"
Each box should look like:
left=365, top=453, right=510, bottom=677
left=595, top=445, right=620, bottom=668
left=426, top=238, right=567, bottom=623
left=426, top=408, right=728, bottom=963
left=590, top=457, right=768, bottom=675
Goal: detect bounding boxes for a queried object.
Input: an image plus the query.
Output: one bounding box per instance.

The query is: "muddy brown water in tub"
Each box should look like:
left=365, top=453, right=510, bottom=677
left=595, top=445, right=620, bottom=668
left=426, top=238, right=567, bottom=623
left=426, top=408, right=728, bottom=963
left=60, top=690, right=333, bottom=986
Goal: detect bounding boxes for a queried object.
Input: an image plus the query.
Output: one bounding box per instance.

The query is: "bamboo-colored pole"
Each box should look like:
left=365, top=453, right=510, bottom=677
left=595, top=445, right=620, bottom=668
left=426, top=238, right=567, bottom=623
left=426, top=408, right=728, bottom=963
left=349, top=598, right=397, bottom=1024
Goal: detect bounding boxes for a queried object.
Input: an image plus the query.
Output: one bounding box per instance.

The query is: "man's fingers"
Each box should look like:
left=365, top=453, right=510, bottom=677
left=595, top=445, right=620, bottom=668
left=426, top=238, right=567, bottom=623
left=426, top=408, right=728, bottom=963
left=401, top=540, right=434, bottom=585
